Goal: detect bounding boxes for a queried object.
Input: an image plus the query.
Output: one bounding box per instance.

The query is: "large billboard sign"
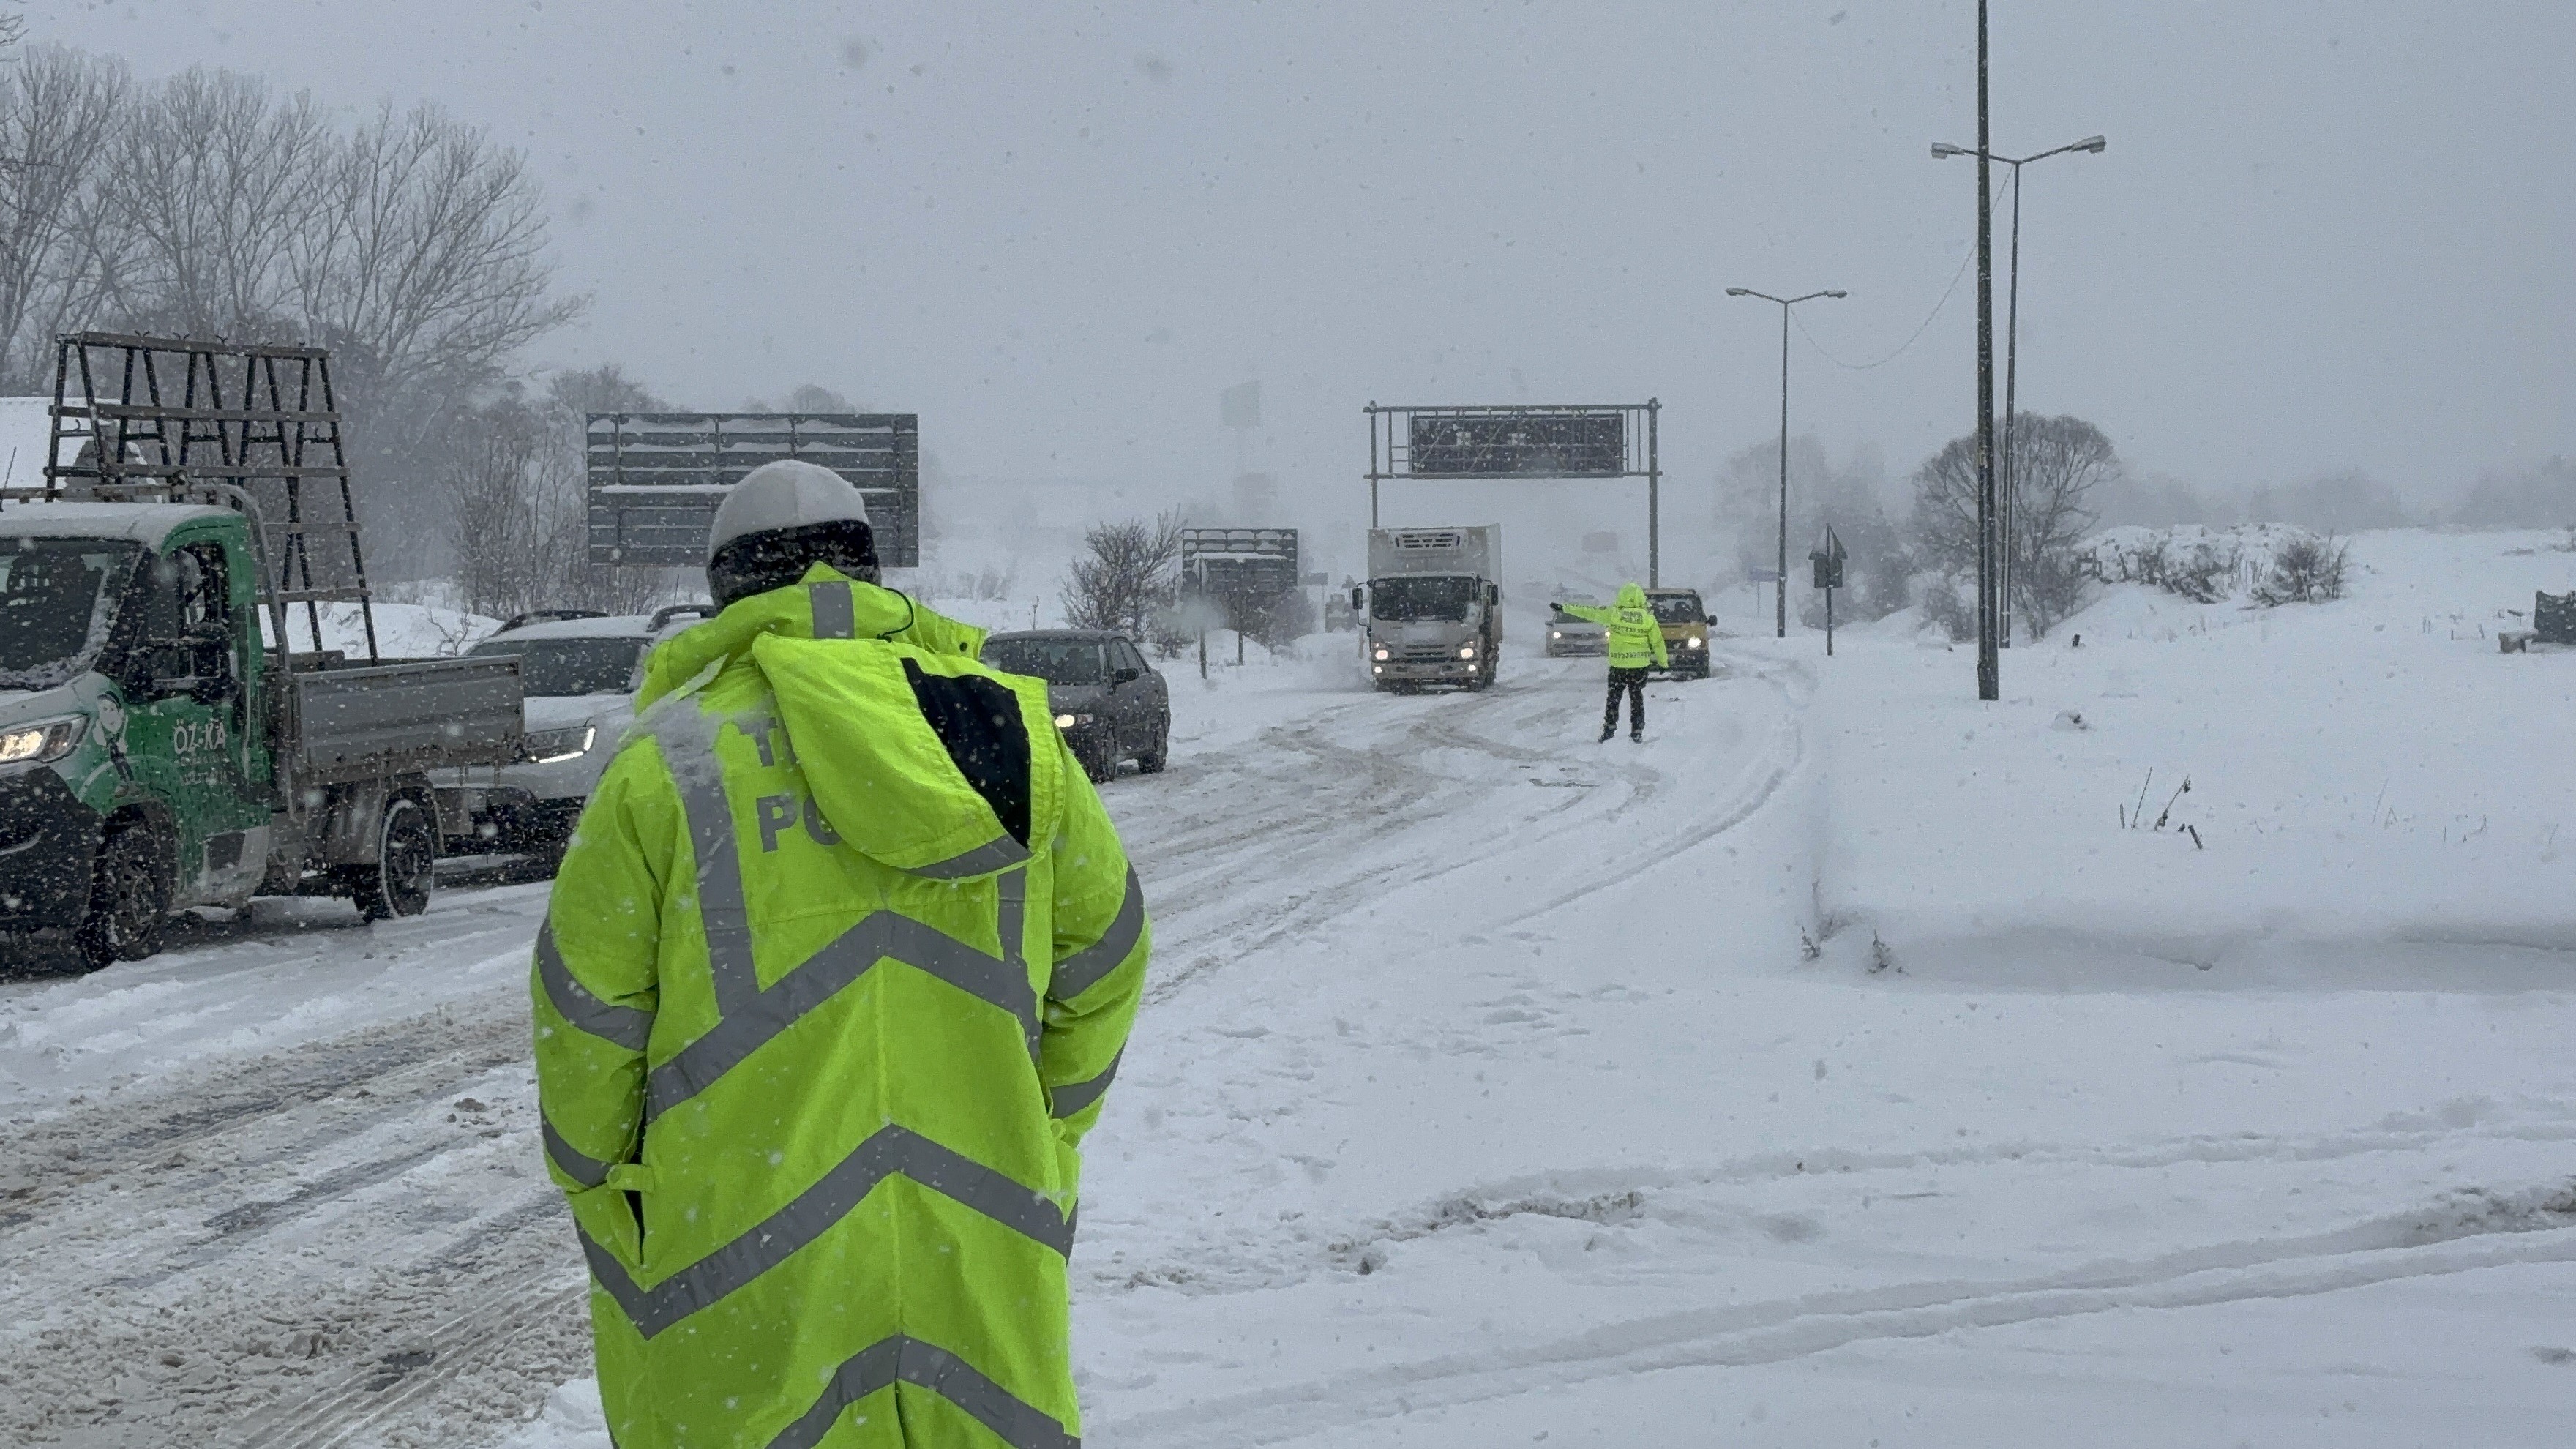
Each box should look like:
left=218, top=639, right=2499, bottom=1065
left=585, top=413, right=920, bottom=568
left=1179, top=528, right=1300, bottom=602
left=1406, top=410, right=1625, bottom=478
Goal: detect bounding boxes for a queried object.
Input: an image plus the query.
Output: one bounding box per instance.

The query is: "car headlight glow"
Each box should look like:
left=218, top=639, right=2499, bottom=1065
left=1372, top=645, right=1390, bottom=661
left=0, top=716, right=86, bottom=766
left=1055, top=712, right=1096, bottom=730
left=522, top=724, right=597, bottom=765
left=1550, top=630, right=1562, bottom=639
left=1686, top=635, right=1704, bottom=649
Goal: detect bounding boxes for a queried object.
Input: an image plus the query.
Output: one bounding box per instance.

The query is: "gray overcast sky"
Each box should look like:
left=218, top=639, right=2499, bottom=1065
left=49, top=1, right=2576, bottom=507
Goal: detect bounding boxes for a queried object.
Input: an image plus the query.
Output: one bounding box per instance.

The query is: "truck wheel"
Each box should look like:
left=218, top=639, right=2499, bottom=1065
left=1137, top=720, right=1169, bottom=774
left=77, top=823, right=168, bottom=970
left=352, top=796, right=436, bottom=921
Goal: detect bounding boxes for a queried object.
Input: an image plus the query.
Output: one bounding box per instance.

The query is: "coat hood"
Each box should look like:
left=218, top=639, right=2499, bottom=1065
left=636, top=565, right=1055, bottom=879
left=637, top=564, right=984, bottom=706
left=1615, top=582, right=1650, bottom=610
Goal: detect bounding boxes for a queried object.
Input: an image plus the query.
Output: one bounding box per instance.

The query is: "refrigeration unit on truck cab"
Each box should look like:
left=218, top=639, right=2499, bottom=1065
left=0, top=335, right=524, bottom=969
left=1355, top=525, right=1503, bottom=691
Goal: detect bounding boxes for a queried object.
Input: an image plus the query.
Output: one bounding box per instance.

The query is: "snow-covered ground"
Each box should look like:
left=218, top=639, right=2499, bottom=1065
left=258, top=599, right=502, bottom=659
left=7, top=531, right=2575, bottom=1446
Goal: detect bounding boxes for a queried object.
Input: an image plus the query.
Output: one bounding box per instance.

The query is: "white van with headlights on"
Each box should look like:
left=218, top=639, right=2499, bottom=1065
left=441, top=602, right=714, bottom=864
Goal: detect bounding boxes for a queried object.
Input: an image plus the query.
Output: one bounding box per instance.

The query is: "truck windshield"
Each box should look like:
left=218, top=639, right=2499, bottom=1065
left=982, top=638, right=1105, bottom=685
left=0, top=538, right=137, bottom=690
left=1372, top=577, right=1478, bottom=622
left=1649, top=594, right=1704, bottom=624
left=469, top=637, right=645, bottom=696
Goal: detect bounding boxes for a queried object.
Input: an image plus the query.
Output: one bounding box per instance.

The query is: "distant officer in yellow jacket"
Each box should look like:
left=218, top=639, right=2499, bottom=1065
left=533, top=460, right=1148, bottom=1448
left=1555, top=582, right=1669, bottom=742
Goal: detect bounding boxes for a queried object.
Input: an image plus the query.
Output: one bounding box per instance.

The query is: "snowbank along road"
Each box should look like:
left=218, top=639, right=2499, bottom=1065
left=12, top=547, right=2576, bottom=1448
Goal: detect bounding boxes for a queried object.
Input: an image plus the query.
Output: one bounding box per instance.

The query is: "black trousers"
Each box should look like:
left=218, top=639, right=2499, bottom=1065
left=1603, top=667, right=1647, bottom=736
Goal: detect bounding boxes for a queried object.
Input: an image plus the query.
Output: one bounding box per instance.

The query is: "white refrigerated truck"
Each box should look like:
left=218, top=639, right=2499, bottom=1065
left=1354, top=525, right=1503, bottom=692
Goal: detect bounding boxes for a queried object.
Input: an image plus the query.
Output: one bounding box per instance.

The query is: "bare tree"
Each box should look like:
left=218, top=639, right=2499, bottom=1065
left=1062, top=512, right=1183, bottom=637
left=443, top=391, right=579, bottom=621
left=87, top=67, right=333, bottom=340
left=28, top=62, right=581, bottom=563
left=548, top=362, right=663, bottom=419
left=782, top=382, right=855, bottom=413
left=442, top=367, right=703, bottom=620
left=1912, top=412, right=2116, bottom=638
left=0, top=47, right=127, bottom=392
left=293, top=100, right=584, bottom=418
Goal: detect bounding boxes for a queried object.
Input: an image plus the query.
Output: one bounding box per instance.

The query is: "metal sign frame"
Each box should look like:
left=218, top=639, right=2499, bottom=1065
left=1178, top=527, right=1300, bottom=630
left=1179, top=528, right=1299, bottom=594
left=1364, top=401, right=1663, bottom=584
left=26, top=332, right=378, bottom=662
left=585, top=412, right=919, bottom=568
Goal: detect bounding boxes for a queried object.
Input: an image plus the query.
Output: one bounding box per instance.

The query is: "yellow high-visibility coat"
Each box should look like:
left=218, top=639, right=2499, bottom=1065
left=1560, top=583, right=1670, bottom=670
left=533, top=564, right=1149, bottom=1448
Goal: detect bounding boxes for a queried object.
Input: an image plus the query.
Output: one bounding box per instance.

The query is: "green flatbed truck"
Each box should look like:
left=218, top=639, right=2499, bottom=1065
left=0, top=334, right=523, bottom=967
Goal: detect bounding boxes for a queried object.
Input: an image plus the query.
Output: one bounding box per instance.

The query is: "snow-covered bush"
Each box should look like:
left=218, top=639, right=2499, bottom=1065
left=1915, top=571, right=1974, bottom=642
left=2078, top=524, right=2332, bottom=606
left=2171, top=546, right=2233, bottom=602
left=2250, top=534, right=2351, bottom=605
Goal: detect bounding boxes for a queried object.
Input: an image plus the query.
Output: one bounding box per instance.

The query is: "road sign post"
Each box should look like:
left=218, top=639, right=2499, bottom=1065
left=1809, top=525, right=1848, bottom=657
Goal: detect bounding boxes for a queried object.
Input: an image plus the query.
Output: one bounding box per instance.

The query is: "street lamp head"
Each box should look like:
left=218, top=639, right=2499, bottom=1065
left=1931, top=142, right=1969, bottom=158
left=1824, top=290, right=1849, bottom=299
left=2078, top=135, right=2107, bottom=153
left=1724, top=287, right=1752, bottom=296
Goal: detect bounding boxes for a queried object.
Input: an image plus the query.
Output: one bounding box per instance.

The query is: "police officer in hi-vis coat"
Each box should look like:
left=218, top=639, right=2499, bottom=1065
left=1556, top=582, right=1669, bottom=742
left=533, top=460, right=1149, bottom=1448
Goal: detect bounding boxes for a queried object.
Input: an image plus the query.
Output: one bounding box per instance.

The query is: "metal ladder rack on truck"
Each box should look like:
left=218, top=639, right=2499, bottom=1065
left=0, top=333, right=523, bottom=968
left=1354, top=525, right=1503, bottom=692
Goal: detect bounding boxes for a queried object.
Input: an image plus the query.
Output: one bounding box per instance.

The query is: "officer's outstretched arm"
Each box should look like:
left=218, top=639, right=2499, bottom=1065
left=1560, top=603, right=1612, bottom=626
left=531, top=745, right=669, bottom=1210
left=1041, top=735, right=1150, bottom=1150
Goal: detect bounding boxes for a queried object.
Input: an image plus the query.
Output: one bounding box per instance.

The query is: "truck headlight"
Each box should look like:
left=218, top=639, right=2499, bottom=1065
left=520, top=724, right=596, bottom=764
left=0, top=716, right=86, bottom=765
left=1686, top=635, right=1704, bottom=649
left=1458, top=644, right=1476, bottom=659
left=1372, top=646, right=1390, bottom=662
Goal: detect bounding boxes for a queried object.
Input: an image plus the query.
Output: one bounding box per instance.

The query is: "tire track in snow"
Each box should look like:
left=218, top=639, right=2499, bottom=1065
left=1080, top=1097, right=2576, bottom=1307
left=0, top=983, right=578, bottom=1448
left=1135, top=659, right=1801, bottom=1001
left=1490, top=651, right=1807, bottom=929
left=229, top=1265, right=588, bottom=1449
left=1104, top=1187, right=2576, bottom=1446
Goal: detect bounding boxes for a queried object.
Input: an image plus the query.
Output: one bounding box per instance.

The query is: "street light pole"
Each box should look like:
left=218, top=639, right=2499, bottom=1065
left=1777, top=302, right=1789, bottom=638
left=1725, top=286, right=1846, bottom=639
left=1975, top=0, right=1997, bottom=702
left=1931, top=132, right=2106, bottom=648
